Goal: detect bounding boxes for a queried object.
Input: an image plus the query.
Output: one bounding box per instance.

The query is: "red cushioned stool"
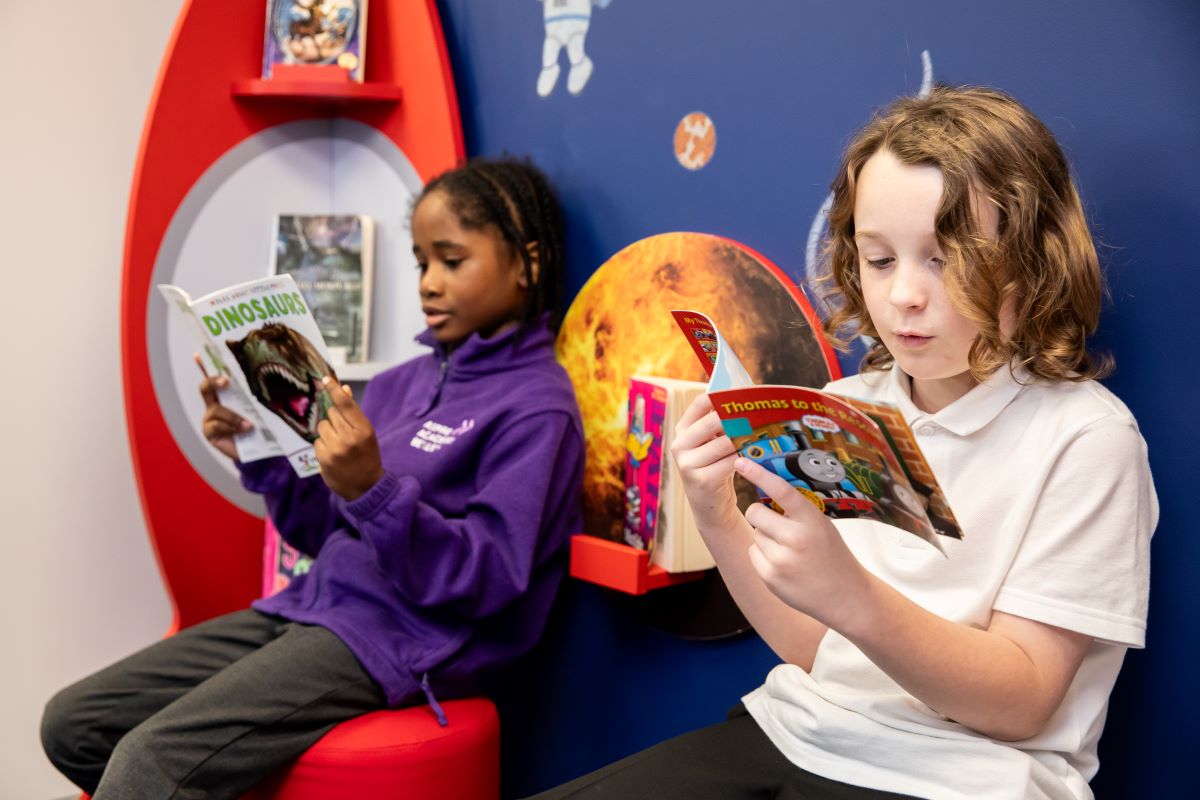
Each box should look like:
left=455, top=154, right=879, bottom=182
left=245, top=524, right=501, bottom=798
left=243, top=698, right=500, bottom=800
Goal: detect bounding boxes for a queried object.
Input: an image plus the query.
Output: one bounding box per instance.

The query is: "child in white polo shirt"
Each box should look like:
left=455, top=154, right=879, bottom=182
left=529, top=86, right=1156, bottom=800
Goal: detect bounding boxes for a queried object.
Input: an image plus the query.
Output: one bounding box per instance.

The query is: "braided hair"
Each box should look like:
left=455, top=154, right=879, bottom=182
left=416, top=157, right=567, bottom=330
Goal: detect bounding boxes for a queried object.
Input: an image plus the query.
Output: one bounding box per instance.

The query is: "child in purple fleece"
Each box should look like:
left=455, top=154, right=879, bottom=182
left=41, top=158, right=585, bottom=800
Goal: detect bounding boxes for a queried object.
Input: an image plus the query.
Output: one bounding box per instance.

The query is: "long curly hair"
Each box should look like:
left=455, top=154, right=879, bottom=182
left=817, top=85, right=1110, bottom=382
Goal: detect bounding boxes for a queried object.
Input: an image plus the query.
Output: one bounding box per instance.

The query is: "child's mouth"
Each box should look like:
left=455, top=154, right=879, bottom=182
left=424, top=309, right=451, bottom=327
left=895, top=333, right=933, bottom=348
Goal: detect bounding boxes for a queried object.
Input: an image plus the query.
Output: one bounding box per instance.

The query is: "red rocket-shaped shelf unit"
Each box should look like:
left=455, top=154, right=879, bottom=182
left=121, top=0, right=463, bottom=632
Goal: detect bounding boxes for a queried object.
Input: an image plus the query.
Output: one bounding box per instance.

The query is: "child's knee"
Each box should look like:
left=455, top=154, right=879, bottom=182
left=40, top=683, right=107, bottom=788
left=40, top=685, right=83, bottom=765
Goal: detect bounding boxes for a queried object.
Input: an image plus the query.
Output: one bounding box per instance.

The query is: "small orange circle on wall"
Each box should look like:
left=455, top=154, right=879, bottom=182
left=674, top=112, right=716, bottom=170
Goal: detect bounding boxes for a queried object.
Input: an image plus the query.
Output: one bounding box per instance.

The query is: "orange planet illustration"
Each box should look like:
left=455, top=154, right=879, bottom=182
left=674, top=112, right=716, bottom=170
left=556, top=232, right=837, bottom=541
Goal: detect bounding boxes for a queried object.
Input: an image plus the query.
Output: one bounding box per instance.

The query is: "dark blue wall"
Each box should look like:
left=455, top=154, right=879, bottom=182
left=436, top=2, right=1200, bottom=797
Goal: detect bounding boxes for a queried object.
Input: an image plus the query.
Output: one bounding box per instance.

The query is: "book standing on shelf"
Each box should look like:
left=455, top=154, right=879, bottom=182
left=672, top=309, right=962, bottom=553
left=262, top=0, right=369, bottom=81
left=263, top=516, right=313, bottom=597
left=270, top=213, right=374, bottom=366
left=158, top=274, right=339, bottom=477
left=623, top=376, right=712, bottom=573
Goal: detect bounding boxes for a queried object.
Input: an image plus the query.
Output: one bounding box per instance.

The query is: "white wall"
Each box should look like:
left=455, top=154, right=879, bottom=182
left=1, top=1, right=183, bottom=796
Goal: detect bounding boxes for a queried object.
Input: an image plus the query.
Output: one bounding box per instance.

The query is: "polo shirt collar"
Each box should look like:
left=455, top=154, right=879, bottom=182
left=884, top=361, right=1029, bottom=436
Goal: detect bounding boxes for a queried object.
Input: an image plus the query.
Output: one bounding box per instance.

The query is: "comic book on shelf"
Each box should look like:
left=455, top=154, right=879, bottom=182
left=672, top=310, right=962, bottom=553
left=269, top=213, right=374, bottom=365
left=262, top=0, right=369, bottom=81
left=158, top=274, right=339, bottom=478
left=263, top=516, right=313, bottom=597
left=622, top=376, right=713, bottom=573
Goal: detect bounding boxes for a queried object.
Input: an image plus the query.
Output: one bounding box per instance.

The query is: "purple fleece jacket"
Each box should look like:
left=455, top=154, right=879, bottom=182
left=239, top=320, right=584, bottom=707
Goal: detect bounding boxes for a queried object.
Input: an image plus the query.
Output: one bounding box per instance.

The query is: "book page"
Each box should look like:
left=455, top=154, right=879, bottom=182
left=670, top=308, right=960, bottom=552
left=158, top=283, right=281, bottom=466
left=709, top=384, right=947, bottom=552
left=670, top=310, right=753, bottom=390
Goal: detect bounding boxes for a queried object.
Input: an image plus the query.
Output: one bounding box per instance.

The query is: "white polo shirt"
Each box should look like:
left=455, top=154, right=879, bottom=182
left=742, top=364, right=1157, bottom=800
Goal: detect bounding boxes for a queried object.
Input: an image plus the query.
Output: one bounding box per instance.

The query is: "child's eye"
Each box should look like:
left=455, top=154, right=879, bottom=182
left=930, top=256, right=947, bottom=268
left=865, top=257, right=894, bottom=269
left=415, top=261, right=428, bottom=272
left=443, top=258, right=463, bottom=269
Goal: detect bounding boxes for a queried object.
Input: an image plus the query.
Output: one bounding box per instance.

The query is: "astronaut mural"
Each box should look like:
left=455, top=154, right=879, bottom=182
left=537, top=0, right=612, bottom=97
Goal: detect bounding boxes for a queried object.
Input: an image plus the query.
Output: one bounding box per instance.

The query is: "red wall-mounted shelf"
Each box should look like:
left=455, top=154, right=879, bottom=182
left=232, top=63, right=402, bottom=104
left=569, top=535, right=707, bottom=596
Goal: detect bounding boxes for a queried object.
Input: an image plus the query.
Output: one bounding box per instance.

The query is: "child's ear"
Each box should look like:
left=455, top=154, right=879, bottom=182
left=518, top=241, right=540, bottom=289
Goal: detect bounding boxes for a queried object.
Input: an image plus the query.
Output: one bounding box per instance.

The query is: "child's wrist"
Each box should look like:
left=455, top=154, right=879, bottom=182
left=825, top=568, right=888, bottom=640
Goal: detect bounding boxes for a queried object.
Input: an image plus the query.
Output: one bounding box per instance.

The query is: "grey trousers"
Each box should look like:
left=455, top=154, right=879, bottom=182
left=524, top=704, right=923, bottom=800
left=40, top=609, right=387, bottom=800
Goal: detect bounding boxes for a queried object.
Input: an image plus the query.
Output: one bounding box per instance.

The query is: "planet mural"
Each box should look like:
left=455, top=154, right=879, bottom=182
left=674, top=111, right=716, bottom=170
left=556, top=231, right=839, bottom=542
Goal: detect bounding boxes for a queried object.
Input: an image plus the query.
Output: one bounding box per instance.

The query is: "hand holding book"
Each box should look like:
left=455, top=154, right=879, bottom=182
left=312, top=375, right=384, bottom=501
left=159, top=274, right=341, bottom=477
left=196, top=355, right=254, bottom=461
left=666, top=393, right=741, bottom=535
left=735, top=455, right=875, bottom=627
left=671, top=309, right=963, bottom=554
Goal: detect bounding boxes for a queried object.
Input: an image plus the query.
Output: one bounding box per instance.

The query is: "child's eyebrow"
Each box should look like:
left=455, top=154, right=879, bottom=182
left=853, top=231, right=885, bottom=241
left=411, top=239, right=463, bottom=254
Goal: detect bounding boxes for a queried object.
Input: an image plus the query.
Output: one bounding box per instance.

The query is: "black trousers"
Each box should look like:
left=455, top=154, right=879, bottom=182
left=524, top=705, right=922, bottom=800
left=40, top=609, right=387, bottom=800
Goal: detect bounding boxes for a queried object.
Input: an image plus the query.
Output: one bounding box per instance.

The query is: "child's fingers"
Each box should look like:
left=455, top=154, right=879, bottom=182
left=323, top=403, right=352, bottom=437
left=672, top=410, right=727, bottom=451
left=198, top=377, right=231, bottom=406
left=204, top=420, right=243, bottom=440
left=195, top=355, right=226, bottom=406
left=204, top=405, right=251, bottom=432
left=676, top=392, right=715, bottom=430
left=734, top=457, right=816, bottom=519
left=747, top=541, right=772, bottom=582
left=748, top=523, right=794, bottom=565
left=321, top=376, right=365, bottom=429
left=676, top=432, right=736, bottom=471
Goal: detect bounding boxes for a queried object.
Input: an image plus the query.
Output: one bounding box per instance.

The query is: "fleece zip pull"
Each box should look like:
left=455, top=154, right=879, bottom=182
left=418, top=359, right=450, bottom=416
left=420, top=672, right=449, bottom=727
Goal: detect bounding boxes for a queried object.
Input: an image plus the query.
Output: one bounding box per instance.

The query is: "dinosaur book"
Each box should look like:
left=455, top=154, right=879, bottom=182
left=672, top=309, right=962, bottom=554
left=159, top=274, right=339, bottom=477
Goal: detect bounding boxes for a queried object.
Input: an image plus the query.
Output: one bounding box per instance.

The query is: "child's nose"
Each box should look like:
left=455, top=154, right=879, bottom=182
left=419, top=265, right=442, bottom=297
left=888, top=260, right=929, bottom=309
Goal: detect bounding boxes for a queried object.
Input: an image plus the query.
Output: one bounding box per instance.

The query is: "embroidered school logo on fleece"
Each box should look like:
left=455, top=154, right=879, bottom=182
left=410, top=419, right=476, bottom=453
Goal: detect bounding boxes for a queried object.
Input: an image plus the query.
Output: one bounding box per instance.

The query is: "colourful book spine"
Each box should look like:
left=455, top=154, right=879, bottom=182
left=623, top=379, right=667, bottom=552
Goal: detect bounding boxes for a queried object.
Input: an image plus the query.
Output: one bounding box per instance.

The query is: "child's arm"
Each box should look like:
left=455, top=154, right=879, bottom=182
left=238, top=458, right=342, bottom=558
left=733, top=457, right=1093, bottom=742
left=199, top=356, right=340, bottom=555
left=670, top=395, right=829, bottom=669
left=243, top=375, right=393, bottom=556
left=335, top=409, right=583, bottom=618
